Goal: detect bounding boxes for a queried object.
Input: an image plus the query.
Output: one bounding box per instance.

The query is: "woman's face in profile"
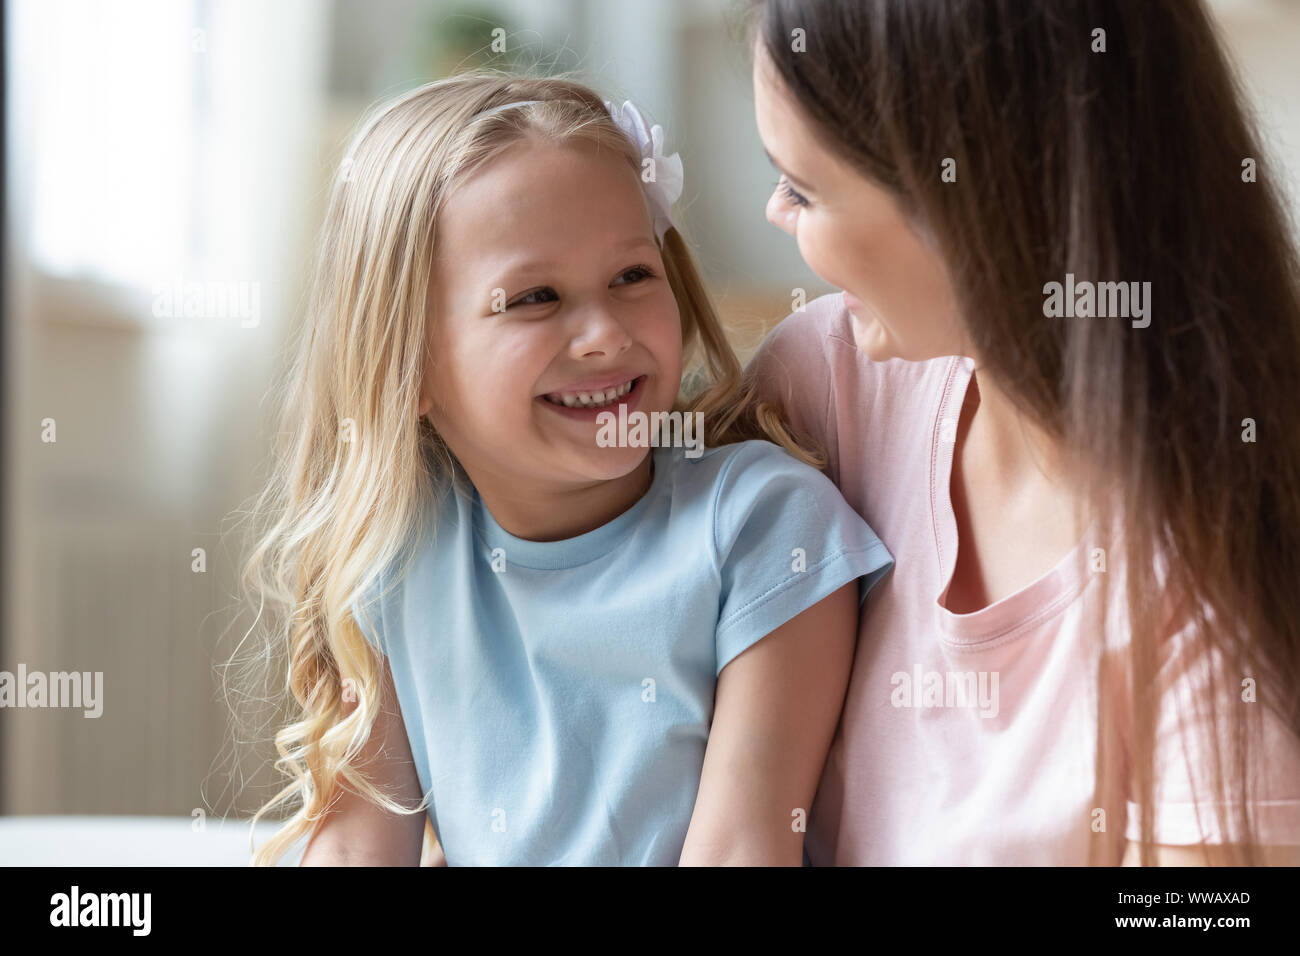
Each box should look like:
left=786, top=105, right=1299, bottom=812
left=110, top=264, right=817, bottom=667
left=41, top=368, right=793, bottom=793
left=751, top=41, right=965, bottom=363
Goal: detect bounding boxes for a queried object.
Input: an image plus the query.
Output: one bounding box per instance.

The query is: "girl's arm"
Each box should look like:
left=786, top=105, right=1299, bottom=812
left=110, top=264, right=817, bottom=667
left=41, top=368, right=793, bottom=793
left=679, top=582, right=859, bottom=866
left=300, top=658, right=427, bottom=866
left=421, top=820, right=448, bottom=866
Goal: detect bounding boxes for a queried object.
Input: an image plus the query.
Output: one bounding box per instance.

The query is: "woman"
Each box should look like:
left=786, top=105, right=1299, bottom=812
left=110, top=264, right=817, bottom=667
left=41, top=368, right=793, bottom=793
left=744, top=0, right=1300, bottom=865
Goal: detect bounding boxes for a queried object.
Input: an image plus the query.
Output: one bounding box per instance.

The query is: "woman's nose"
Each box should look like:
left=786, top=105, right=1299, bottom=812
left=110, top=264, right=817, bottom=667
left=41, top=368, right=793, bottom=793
left=766, top=190, right=797, bottom=236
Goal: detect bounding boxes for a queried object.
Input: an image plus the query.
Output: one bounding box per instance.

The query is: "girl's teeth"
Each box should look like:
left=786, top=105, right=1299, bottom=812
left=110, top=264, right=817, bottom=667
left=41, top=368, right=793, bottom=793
left=547, top=379, right=636, bottom=408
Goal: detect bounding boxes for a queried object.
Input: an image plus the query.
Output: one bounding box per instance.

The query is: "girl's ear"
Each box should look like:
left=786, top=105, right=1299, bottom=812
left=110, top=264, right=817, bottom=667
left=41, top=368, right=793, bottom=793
left=417, top=365, right=434, bottom=419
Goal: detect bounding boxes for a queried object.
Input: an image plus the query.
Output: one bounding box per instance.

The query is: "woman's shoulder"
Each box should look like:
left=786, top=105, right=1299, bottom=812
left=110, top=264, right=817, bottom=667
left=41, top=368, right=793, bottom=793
left=749, top=292, right=858, bottom=377
left=747, top=295, right=972, bottom=490
left=749, top=293, right=966, bottom=421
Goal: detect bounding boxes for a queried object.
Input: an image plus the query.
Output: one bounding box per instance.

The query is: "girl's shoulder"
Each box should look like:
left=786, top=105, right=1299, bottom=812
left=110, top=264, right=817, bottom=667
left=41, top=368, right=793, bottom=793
left=665, top=438, right=875, bottom=555
left=667, top=437, right=827, bottom=494
left=666, top=439, right=891, bottom=670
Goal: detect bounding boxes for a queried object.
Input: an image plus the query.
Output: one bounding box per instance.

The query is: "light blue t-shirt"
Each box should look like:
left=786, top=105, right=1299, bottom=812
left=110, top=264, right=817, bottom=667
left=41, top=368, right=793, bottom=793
left=352, top=439, right=892, bottom=865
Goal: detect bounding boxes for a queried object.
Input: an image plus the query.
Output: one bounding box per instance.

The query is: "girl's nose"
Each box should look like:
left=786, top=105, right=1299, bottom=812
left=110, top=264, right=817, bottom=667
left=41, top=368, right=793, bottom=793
left=571, top=306, right=633, bottom=358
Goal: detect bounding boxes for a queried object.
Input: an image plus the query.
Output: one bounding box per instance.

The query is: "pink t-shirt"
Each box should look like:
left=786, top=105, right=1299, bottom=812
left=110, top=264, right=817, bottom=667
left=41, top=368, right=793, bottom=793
left=748, top=292, right=1300, bottom=865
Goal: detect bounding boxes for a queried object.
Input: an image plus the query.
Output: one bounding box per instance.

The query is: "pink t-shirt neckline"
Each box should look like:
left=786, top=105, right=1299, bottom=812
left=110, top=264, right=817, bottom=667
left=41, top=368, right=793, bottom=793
left=928, top=357, right=1094, bottom=647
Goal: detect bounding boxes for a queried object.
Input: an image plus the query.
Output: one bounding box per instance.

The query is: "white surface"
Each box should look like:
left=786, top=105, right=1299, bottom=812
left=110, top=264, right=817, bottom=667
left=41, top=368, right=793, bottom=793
left=0, top=816, right=304, bottom=866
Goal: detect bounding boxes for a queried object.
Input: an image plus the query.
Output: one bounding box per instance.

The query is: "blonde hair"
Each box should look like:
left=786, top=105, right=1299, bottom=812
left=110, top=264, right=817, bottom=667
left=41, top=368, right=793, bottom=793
left=237, top=71, right=819, bottom=866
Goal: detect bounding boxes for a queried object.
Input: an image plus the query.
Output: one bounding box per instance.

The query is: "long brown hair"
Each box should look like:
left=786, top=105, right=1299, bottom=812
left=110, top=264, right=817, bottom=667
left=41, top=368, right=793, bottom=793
left=751, top=0, right=1300, bottom=864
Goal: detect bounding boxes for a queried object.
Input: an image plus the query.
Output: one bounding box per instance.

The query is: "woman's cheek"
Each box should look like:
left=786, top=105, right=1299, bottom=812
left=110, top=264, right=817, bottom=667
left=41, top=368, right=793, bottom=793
left=795, top=215, right=846, bottom=294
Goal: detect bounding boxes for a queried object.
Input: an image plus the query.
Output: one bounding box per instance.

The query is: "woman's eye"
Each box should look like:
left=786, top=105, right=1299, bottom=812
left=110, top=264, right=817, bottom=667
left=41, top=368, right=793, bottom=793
left=511, top=287, right=558, bottom=307
left=775, top=177, right=809, bottom=208
left=611, top=264, right=655, bottom=286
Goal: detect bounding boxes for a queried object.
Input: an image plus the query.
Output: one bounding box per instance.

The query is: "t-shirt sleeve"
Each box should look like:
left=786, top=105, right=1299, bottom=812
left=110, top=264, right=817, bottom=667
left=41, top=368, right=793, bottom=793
left=1123, top=621, right=1300, bottom=846
left=711, top=441, right=893, bottom=677
left=744, top=305, right=835, bottom=455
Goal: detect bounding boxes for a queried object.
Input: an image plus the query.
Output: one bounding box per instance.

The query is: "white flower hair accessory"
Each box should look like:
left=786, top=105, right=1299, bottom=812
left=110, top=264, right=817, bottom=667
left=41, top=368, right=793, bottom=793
left=603, top=100, right=684, bottom=243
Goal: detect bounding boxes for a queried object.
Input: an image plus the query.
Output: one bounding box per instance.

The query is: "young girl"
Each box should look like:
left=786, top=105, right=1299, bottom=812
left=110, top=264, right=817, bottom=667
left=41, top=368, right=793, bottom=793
left=241, top=73, right=892, bottom=866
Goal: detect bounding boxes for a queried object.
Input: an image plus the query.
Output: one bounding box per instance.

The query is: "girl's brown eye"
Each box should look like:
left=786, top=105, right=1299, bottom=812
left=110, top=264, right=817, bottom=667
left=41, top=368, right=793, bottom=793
left=612, top=265, right=655, bottom=286
left=511, top=287, right=558, bottom=307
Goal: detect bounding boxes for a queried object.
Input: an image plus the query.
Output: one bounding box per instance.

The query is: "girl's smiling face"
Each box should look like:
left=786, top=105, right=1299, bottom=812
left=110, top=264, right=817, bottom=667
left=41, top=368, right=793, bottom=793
left=751, top=42, right=965, bottom=362
left=420, top=137, right=683, bottom=490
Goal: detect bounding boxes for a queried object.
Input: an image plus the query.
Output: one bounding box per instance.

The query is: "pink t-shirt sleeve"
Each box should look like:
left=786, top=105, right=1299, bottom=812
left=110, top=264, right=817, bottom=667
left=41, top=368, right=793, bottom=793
left=1125, top=620, right=1300, bottom=846
left=745, top=305, right=837, bottom=467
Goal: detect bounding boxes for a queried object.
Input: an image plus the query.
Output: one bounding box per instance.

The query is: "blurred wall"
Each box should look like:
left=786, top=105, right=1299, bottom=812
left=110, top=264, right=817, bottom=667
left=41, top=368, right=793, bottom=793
left=3, top=0, right=331, bottom=816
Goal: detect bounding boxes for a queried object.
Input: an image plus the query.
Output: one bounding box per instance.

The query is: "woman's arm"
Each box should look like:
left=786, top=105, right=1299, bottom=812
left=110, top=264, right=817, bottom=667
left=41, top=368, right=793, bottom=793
left=679, top=582, right=858, bottom=866
left=300, top=658, right=427, bottom=866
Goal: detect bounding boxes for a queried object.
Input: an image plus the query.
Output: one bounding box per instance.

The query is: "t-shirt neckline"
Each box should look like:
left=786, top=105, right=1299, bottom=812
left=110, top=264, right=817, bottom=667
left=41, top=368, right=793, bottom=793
left=470, top=447, right=672, bottom=570
left=929, top=357, right=1093, bottom=645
